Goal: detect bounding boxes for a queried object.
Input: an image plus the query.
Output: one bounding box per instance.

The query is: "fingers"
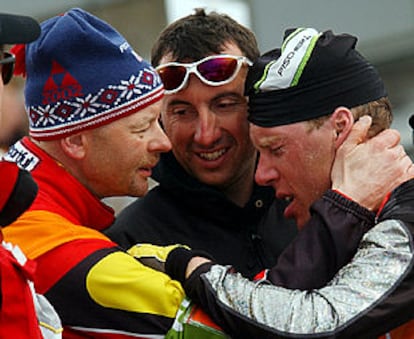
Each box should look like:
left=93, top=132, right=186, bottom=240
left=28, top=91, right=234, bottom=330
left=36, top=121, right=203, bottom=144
left=366, top=128, right=401, bottom=150
left=396, top=152, right=414, bottom=183
left=338, top=116, right=372, bottom=155
left=350, top=115, right=372, bottom=143
left=332, top=122, right=414, bottom=211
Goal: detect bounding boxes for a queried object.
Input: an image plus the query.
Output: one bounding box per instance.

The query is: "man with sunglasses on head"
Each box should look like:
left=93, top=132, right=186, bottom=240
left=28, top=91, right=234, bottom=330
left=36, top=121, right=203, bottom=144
left=0, top=12, right=62, bottom=337
left=146, top=27, right=414, bottom=339
left=106, top=8, right=410, bottom=287
left=106, top=8, right=298, bottom=279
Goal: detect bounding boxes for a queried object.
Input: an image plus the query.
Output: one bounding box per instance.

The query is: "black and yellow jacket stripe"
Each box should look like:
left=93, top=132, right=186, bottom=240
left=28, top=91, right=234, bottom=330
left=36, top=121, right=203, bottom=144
left=4, top=138, right=184, bottom=338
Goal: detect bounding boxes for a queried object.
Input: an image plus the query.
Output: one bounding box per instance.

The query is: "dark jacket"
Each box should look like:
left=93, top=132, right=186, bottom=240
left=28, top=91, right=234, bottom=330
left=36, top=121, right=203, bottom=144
left=105, top=151, right=298, bottom=279
left=169, top=180, right=414, bottom=338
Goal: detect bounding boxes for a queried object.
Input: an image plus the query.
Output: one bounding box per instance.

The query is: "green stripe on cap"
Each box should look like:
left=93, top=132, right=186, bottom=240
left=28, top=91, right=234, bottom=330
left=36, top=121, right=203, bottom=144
left=253, top=28, right=320, bottom=92
left=280, top=27, right=307, bottom=51
left=291, top=33, right=320, bottom=86
left=253, top=59, right=276, bottom=93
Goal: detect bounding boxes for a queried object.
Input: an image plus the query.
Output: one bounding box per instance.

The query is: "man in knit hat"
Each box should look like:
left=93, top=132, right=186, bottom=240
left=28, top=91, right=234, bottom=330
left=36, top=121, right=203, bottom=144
left=2, top=7, right=228, bottom=338
left=153, top=28, right=414, bottom=338
left=4, top=10, right=410, bottom=338
left=0, top=12, right=62, bottom=338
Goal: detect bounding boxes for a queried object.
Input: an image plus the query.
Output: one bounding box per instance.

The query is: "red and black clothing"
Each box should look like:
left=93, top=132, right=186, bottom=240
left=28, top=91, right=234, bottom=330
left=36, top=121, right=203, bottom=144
left=4, top=138, right=185, bottom=338
left=0, top=160, right=62, bottom=338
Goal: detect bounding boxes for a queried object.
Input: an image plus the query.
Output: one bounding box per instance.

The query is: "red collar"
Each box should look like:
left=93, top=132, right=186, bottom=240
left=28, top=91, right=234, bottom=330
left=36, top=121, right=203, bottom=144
left=9, top=137, right=115, bottom=230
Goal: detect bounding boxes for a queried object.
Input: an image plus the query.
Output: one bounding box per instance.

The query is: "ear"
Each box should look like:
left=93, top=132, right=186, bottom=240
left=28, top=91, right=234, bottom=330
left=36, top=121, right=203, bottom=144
left=60, top=133, right=87, bottom=160
left=330, top=107, right=354, bottom=149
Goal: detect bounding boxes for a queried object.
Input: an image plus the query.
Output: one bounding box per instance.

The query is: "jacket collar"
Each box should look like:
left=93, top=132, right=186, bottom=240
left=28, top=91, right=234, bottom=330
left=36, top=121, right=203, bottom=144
left=378, top=179, right=414, bottom=223
left=5, top=137, right=115, bottom=230
left=152, top=151, right=276, bottom=215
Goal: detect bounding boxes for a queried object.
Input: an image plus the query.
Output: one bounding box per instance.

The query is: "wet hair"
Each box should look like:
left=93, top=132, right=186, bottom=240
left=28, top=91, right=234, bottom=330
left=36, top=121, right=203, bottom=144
left=151, top=8, right=260, bottom=66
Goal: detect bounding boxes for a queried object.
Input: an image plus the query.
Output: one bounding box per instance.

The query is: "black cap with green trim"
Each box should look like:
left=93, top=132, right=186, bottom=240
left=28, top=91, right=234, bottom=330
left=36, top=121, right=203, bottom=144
left=245, top=27, right=387, bottom=127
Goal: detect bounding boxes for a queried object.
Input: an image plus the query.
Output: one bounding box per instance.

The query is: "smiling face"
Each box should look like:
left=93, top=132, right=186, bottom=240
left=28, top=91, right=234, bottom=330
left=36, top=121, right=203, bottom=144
left=80, top=100, right=171, bottom=198
left=250, top=119, right=336, bottom=228
left=159, top=43, right=257, bottom=195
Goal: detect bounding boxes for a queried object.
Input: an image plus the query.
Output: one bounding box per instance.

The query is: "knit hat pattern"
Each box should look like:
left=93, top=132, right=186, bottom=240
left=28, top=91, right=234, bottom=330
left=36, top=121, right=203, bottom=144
left=21, top=8, right=163, bottom=140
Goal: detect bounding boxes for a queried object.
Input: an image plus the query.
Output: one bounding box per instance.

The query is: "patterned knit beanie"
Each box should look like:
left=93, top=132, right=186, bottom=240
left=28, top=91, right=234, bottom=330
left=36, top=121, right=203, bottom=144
left=12, top=8, right=163, bottom=140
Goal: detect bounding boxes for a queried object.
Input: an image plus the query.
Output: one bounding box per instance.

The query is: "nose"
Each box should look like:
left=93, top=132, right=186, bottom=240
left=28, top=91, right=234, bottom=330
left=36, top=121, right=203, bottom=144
left=193, top=107, right=220, bottom=146
left=255, top=153, right=279, bottom=186
left=149, top=120, right=172, bottom=153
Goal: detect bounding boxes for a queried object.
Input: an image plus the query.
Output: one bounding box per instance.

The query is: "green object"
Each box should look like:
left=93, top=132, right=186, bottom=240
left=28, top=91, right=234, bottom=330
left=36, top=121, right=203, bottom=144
left=166, top=298, right=229, bottom=339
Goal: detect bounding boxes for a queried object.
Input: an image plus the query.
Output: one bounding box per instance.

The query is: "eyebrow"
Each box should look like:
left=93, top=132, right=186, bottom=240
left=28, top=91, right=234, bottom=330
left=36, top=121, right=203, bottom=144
left=257, top=135, right=283, bottom=148
left=128, top=114, right=154, bottom=129
left=167, top=99, right=190, bottom=106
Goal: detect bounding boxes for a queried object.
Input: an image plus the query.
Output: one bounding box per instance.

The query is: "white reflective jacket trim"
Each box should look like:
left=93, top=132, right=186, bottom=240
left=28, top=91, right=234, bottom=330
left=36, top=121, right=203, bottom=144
left=2, top=241, right=63, bottom=338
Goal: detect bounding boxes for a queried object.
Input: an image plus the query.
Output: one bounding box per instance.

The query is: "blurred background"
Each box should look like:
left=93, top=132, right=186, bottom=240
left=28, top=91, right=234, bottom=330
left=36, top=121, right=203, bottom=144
left=1, top=0, right=413, bottom=210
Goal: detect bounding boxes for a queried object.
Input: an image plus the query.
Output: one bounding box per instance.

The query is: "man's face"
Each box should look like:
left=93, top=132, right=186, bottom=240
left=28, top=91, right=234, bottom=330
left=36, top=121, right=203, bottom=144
left=81, top=100, right=171, bottom=198
left=250, top=120, right=336, bottom=228
left=158, top=43, right=256, bottom=189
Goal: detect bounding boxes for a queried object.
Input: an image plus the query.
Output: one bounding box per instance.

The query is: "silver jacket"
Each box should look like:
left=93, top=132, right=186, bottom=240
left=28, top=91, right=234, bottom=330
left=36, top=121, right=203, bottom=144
left=182, top=180, right=414, bottom=338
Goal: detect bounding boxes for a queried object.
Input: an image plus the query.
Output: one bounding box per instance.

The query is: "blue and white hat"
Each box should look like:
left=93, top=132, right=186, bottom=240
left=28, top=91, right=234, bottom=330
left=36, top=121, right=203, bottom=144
left=14, top=8, right=163, bottom=140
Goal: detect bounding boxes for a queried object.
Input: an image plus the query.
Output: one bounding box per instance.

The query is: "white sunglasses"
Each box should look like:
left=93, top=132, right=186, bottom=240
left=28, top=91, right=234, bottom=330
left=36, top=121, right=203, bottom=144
left=156, top=54, right=252, bottom=94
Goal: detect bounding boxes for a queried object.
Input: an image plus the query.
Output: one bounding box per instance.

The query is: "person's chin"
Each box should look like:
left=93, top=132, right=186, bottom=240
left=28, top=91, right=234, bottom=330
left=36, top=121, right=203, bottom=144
left=295, top=212, right=312, bottom=230
left=195, top=170, right=228, bottom=187
left=132, top=179, right=149, bottom=197
left=284, top=203, right=309, bottom=229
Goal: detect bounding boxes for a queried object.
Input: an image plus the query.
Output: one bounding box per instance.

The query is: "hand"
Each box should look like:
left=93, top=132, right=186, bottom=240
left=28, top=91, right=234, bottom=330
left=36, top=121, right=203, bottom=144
left=185, top=257, right=212, bottom=279
left=331, top=115, right=414, bottom=211
left=128, top=243, right=189, bottom=273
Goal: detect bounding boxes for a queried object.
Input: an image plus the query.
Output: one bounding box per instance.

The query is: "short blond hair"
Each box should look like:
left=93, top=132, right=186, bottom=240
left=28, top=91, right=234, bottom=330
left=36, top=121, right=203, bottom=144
left=306, top=97, right=392, bottom=138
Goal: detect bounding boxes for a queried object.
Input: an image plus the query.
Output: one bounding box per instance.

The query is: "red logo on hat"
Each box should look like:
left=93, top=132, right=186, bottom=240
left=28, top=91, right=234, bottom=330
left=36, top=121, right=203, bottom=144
left=42, top=61, right=83, bottom=105
left=142, top=71, right=155, bottom=85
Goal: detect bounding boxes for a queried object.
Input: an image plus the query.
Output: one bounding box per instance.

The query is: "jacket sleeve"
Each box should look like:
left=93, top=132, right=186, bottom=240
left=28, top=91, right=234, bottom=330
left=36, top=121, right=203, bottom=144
left=265, top=189, right=376, bottom=288
left=44, top=244, right=185, bottom=337
left=182, top=218, right=414, bottom=338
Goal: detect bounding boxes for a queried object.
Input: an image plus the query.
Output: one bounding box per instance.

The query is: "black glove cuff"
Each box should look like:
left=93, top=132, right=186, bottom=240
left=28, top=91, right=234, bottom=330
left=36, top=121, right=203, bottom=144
left=183, top=262, right=215, bottom=302
left=165, top=247, right=215, bottom=284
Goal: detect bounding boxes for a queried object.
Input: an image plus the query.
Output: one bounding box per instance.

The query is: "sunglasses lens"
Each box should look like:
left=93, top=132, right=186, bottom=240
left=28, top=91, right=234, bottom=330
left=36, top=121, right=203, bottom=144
left=158, top=65, right=187, bottom=91
left=158, top=56, right=243, bottom=93
left=197, top=57, right=238, bottom=82
left=2, top=62, right=13, bottom=85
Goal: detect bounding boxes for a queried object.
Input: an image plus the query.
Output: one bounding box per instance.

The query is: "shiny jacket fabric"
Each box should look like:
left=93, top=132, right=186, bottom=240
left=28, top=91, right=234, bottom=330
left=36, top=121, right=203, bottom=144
left=179, top=180, right=414, bottom=338
left=106, top=151, right=298, bottom=279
